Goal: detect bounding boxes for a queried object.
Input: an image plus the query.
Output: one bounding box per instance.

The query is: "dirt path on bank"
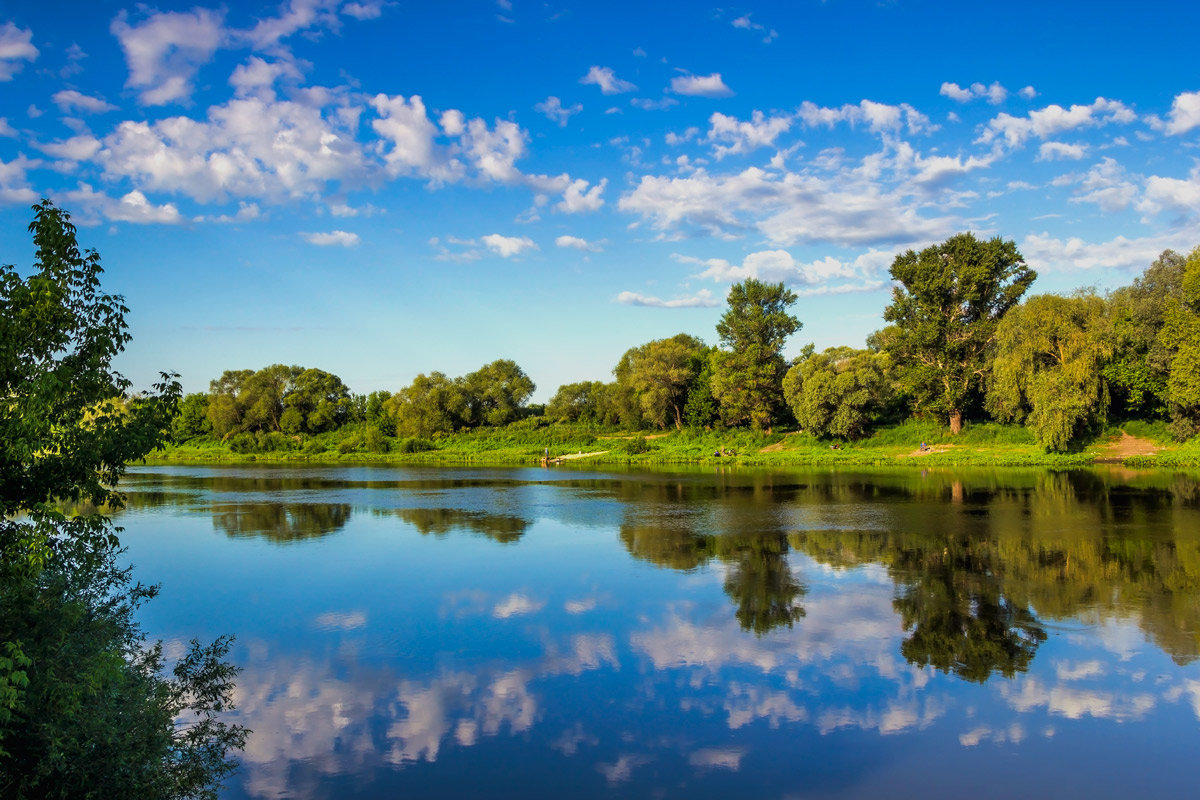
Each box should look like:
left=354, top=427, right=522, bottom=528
left=899, top=444, right=957, bottom=458
left=1097, top=431, right=1161, bottom=460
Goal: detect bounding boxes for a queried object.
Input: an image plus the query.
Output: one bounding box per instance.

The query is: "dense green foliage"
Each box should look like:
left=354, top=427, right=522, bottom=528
left=1160, top=248, right=1200, bottom=440
left=883, top=233, right=1036, bottom=433
left=783, top=345, right=894, bottom=439
left=0, top=202, right=246, bottom=797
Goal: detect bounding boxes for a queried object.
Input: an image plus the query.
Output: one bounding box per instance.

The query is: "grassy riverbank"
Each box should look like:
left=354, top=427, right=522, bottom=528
left=147, top=419, right=1200, bottom=469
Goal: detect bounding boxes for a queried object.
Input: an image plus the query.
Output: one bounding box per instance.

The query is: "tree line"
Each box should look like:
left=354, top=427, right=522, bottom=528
left=170, top=233, right=1200, bottom=454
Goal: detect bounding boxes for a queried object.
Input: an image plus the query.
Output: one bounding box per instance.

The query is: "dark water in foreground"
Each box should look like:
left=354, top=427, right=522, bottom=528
left=117, top=464, right=1200, bottom=799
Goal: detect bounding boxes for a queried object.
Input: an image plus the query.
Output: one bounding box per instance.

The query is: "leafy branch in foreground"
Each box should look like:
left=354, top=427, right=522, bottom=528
left=0, top=201, right=247, bottom=798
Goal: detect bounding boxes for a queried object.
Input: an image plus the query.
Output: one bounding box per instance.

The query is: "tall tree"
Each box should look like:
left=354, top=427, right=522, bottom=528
left=1159, top=247, right=1200, bottom=440
left=616, top=334, right=705, bottom=430
left=1105, top=250, right=1185, bottom=418
left=710, top=279, right=801, bottom=430
left=988, top=292, right=1113, bottom=452
left=385, top=371, right=467, bottom=438
left=883, top=232, right=1036, bottom=433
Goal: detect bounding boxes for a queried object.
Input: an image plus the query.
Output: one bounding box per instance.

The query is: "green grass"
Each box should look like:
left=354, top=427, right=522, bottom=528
left=149, top=419, right=1200, bottom=469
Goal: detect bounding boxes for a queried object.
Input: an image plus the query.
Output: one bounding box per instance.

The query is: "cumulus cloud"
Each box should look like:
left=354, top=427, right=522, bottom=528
left=1021, top=231, right=1195, bottom=271
left=342, top=1, right=388, bottom=20
left=619, top=165, right=956, bottom=247
left=555, top=235, right=602, bottom=251
left=978, top=97, right=1137, bottom=147
left=39, top=134, right=102, bottom=162
left=678, top=248, right=893, bottom=289
left=111, top=8, right=227, bottom=105
left=670, top=73, right=733, bottom=98
left=1140, top=165, right=1200, bottom=219
left=556, top=177, right=606, bottom=213
left=59, top=184, right=183, bottom=224
left=97, top=94, right=369, bottom=203
left=615, top=289, right=719, bottom=308
left=0, top=155, right=40, bottom=205
left=706, top=111, right=791, bottom=158
left=51, top=90, right=117, bottom=114
left=797, top=99, right=931, bottom=135
left=939, top=81, right=1007, bottom=104
left=243, top=0, right=344, bottom=49
left=482, top=233, right=537, bottom=257
left=303, top=230, right=360, bottom=246
left=1037, top=141, right=1087, bottom=161
left=1019, top=85, right=1038, bottom=100
left=534, top=96, right=582, bottom=127
left=580, top=65, right=636, bottom=95
left=0, top=118, right=16, bottom=138
left=0, top=22, right=38, bottom=81
left=229, top=56, right=305, bottom=98
left=1162, top=90, right=1200, bottom=135
left=1070, top=157, right=1137, bottom=212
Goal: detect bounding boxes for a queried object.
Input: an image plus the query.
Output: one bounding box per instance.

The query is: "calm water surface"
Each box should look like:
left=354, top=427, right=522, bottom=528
left=116, top=464, right=1200, bottom=799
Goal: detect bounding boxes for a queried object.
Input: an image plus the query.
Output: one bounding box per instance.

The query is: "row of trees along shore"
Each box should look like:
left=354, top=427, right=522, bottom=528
left=171, top=233, right=1200, bottom=455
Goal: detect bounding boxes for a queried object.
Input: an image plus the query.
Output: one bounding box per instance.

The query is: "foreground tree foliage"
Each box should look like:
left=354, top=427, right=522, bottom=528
left=0, top=202, right=246, bottom=798
left=883, top=233, right=1036, bottom=434
left=783, top=345, right=894, bottom=439
left=989, top=293, right=1113, bottom=452
left=710, top=279, right=801, bottom=430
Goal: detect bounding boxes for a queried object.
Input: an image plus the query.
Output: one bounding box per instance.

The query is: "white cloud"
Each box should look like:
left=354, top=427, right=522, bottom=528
left=1022, top=231, right=1195, bottom=271
left=1163, top=90, right=1200, bottom=135
left=731, top=14, right=777, bottom=43
left=482, top=233, right=537, bottom=257
left=580, top=65, right=636, bottom=95
left=797, top=99, right=931, bottom=135
left=39, top=134, right=102, bottom=162
left=59, top=185, right=183, bottom=224
left=98, top=95, right=370, bottom=203
left=556, top=177, right=606, bottom=213
left=615, top=289, right=719, bottom=308
left=1036, top=141, right=1087, bottom=161
left=706, top=111, right=791, bottom=158
left=1140, top=165, right=1200, bottom=218
left=979, top=97, right=1137, bottom=147
left=195, top=201, right=261, bottom=223
left=939, top=81, right=1007, bottom=104
left=534, top=96, right=582, bottom=127
left=51, top=90, right=116, bottom=115
left=111, top=8, right=227, bottom=105
left=619, top=165, right=956, bottom=247
left=0, top=118, right=16, bottom=138
left=342, top=1, right=387, bottom=20
left=1020, top=85, right=1038, bottom=100
left=243, top=0, right=343, bottom=48
left=229, top=56, right=305, bottom=98
left=303, top=230, right=360, bottom=246
left=670, top=73, right=733, bottom=98
left=0, top=22, right=38, bottom=81
left=630, top=96, right=679, bottom=111
left=371, top=93, right=460, bottom=182
left=555, top=235, right=602, bottom=251
left=1071, top=157, right=1137, bottom=212
left=680, top=248, right=893, bottom=289
left=0, top=155, right=39, bottom=205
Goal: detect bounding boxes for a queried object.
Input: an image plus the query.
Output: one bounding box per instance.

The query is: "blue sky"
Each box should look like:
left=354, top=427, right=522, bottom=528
left=2, top=0, right=1199, bottom=400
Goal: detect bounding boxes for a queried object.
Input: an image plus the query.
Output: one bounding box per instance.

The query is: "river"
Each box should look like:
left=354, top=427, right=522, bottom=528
left=116, top=463, right=1200, bottom=799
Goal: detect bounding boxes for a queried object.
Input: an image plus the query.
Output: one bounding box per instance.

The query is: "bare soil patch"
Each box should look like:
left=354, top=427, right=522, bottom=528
left=1097, top=431, right=1161, bottom=460
left=898, top=443, right=956, bottom=458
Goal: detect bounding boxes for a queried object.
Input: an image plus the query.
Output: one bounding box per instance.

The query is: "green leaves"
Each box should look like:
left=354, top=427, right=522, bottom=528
left=883, top=233, right=1035, bottom=431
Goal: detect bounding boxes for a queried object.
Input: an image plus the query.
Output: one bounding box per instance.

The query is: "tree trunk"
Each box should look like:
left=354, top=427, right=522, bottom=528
left=949, top=410, right=963, bottom=434
left=673, top=404, right=683, bottom=430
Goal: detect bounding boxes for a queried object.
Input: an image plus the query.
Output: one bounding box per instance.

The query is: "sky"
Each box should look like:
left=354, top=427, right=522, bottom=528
left=2, top=0, right=1199, bottom=401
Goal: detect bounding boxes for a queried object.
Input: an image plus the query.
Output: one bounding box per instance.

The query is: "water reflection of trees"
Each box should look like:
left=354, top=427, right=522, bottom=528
left=389, top=508, right=529, bottom=544
left=212, top=503, right=352, bottom=542
left=615, top=468, right=1200, bottom=674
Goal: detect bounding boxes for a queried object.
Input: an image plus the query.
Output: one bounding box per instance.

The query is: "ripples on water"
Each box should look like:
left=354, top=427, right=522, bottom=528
left=116, top=465, right=1200, bottom=799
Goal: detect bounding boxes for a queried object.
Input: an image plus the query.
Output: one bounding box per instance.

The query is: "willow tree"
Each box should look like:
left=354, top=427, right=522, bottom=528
left=710, top=279, right=801, bottom=430
left=883, top=233, right=1035, bottom=434
left=988, top=292, right=1112, bottom=452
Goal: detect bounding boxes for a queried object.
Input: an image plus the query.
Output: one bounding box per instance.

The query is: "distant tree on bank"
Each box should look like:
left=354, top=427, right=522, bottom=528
left=206, top=365, right=351, bottom=437
left=1160, top=247, right=1200, bottom=440
left=1105, top=250, right=1185, bottom=419
left=615, top=334, right=705, bottom=430
left=988, top=292, right=1113, bottom=452
left=546, top=381, right=614, bottom=424
left=460, top=359, right=535, bottom=427
left=710, top=279, right=801, bottom=430
left=385, top=371, right=467, bottom=438
left=882, top=233, right=1036, bottom=434
left=783, top=345, right=894, bottom=439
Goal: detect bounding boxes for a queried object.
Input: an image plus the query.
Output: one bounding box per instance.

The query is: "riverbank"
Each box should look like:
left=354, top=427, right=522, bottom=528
left=147, top=421, right=1200, bottom=469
